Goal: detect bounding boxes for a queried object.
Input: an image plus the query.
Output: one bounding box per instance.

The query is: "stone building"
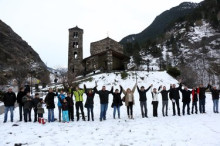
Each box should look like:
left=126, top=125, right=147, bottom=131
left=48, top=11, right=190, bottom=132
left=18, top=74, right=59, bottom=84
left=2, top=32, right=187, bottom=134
left=68, top=26, right=130, bottom=80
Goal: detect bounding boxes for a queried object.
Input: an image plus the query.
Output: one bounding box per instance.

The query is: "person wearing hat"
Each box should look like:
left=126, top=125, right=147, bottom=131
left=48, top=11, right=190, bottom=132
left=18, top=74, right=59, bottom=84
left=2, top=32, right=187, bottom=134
left=3, top=87, right=16, bottom=123
left=137, top=84, right=152, bottom=118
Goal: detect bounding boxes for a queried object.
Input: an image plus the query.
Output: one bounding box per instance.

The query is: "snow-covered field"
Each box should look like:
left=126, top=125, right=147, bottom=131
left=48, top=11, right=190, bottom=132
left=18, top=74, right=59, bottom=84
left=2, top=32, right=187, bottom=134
left=0, top=71, right=220, bottom=146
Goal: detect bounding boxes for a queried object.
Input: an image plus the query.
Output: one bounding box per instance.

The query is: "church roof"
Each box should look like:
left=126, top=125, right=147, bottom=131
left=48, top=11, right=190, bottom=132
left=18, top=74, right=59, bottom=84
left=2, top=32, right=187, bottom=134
left=82, top=49, right=130, bottom=63
left=69, top=26, right=83, bottom=31
left=91, top=37, right=119, bottom=45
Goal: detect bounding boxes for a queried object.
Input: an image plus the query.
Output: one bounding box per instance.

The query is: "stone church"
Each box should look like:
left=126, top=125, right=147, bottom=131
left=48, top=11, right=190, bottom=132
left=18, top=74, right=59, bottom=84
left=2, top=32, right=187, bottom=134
left=68, top=26, right=130, bottom=80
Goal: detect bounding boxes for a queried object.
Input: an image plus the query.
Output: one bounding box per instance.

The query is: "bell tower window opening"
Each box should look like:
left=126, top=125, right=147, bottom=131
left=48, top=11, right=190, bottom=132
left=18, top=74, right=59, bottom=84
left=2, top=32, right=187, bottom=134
left=74, top=52, right=78, bottom=59
left=73, top=32, right=78, bottom=38
left=73, top=42, right=79, bottom=48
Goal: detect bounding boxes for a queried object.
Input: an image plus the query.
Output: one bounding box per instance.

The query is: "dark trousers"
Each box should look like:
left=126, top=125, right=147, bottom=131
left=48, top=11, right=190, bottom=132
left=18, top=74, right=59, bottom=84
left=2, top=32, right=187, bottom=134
left=127, top=102, right=133, bottom=116
left=192, top=102, right=198, bottom=114
left=199, top=99, right=206, bottom=113
left=172, top=99, right=180, bottom=116
left=34, top=108, right=38, bottom=122
left=182, top=102, right=190, bottom=115
left=75, top=101, right=85, bottom=120
left=24, top=108, right=31, bottom=122
left=19, top=104, right=24, bottom=121
left=58, top=106, right=62, bottom=122
left=140, top=101, right=147, bottom=117
left=38, top=113, right=43, bottom=118
left=68, top=106, right=74, bottom=121
left=87, top=105, right=94, bottom=121
left=162, top=100, right=168, bottom=116
left=152, top=101, right=158, bottom=117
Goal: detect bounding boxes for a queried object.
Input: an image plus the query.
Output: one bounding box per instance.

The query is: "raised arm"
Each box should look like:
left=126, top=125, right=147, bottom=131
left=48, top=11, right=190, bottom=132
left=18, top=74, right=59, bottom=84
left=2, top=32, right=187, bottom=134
left=121, top=86, right=126, bottom=95
left=145, top=84, right=152, bottom=92
left=132, top=83, right=137, bottom=93
left=119, top=85, right=123, bottom=95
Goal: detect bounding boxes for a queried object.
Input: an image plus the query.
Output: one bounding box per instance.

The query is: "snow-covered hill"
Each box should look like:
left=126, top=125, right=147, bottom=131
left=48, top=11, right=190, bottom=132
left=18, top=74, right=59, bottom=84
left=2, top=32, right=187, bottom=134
left=0, top=71, right=220, bottom=146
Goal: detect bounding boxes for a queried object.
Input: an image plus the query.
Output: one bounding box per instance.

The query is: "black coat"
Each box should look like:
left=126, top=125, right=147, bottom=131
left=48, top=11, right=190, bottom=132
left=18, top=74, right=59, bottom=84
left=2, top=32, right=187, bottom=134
left=170, top=84, right=181, bottom=100
left=209, top=86, right=220, bottom=100
left=111, top=86, right=123, bottom=107
left=3, top=92, right=16, bottom=106
left=198, top=86, right=209, bottom=99
left=17, top=91, right=26, bottom=105
left=137, top=86, right=151, bottom=101
left=94, top=87, right=113, bottom=104
left=180, top=89, right=192, bottom=103
left=22, top=95, right=33, bottom=110
left=85, top=88, right=95, bottom=107
left=45, top=92, right=58, bottom=109
left=159, top=87, right=170, bottom=101
left=66, top=96, right=74, bottom=107
left=32, top=98, right=41, bottom=109
left=192, top=89, right=198, bottom=102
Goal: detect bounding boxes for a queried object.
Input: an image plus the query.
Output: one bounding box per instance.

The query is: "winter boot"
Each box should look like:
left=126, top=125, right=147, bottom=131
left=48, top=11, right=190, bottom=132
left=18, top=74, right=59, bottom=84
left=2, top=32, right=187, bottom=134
left=41, top=118, right=46, bottom=124
left=38, top=118, right=41, bottom=123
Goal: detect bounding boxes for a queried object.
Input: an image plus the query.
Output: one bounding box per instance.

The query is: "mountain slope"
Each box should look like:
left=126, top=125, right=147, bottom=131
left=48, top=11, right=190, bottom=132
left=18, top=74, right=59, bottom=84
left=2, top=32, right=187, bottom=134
left=120, top=2, right=198, bottom=45
left=0, top=19, right=49, bottom=85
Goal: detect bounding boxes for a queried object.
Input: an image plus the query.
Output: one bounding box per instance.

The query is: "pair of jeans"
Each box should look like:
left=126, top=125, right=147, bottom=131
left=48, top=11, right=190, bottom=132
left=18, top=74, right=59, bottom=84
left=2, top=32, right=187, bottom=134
left=213, top=99, right=219, bottom=113
left=113, top=105, right=120, bottom=118
left=172, top=99, right=180, bottom=116
left=68, top=106, right=74, bottom=121
left=100, top=104, right=108, bottom=120
left=24, top=108, right=31, bottom=122
left=182, top=102, right=190, bottom=115
left=191, top=102, right=198, bottom=114
left=62, top=110, right=69, bottom=122
left=87, top=105, right=94, bottom=121
left=38, top=113, right=43, bottom=118
left=127, top=102, right=133, bottom=116
left=4, top=106, right=14, bottom=122
left=152, top=101, right=158, bottom=117
left=76, top=101, right=85, bottom=120
left=140, top=101, right=147, bottom=117
left=48, top=109, right=54, bottom=122
left=19, top=104, right=24, bottom=121
left=162, top=100, right=168, bottom=116
left=58, top=106, right=62, bottom=121
left=199, top=99, right=206, bottom=113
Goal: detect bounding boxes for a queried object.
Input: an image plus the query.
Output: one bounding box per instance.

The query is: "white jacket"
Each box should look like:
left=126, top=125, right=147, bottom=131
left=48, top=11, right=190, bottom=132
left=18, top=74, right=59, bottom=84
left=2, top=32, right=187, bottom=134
left=151, top=87, right=161, bottom=101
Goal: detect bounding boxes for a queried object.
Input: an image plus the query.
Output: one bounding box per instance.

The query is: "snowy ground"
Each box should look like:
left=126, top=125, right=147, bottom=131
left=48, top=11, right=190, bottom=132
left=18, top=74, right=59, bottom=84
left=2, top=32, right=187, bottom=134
left=0, top=71, right=220, bottom=146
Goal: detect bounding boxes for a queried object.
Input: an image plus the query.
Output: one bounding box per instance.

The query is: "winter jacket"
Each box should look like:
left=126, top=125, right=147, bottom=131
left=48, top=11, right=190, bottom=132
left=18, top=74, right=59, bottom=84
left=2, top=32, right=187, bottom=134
left=73, top=89, right=85, bottom=102
left=66, top=96, right=74, bottom=107
left=122, top=83, right=137, bottom=106
left=198, top=85, right=209, bottom=100
left=3, top=92, right=16, bottom=106
left=57, top=94, right=66, bottom=107
left=94, top=87, right=113, bottom=104
left=137, top=86, right=151, bottom=101
left=169, top=84, right=182, bottom=100
left=32, top=98, right=41, bottom=110
left=159, top=87, right=170, bottom=101
left=180, top=88, right=191, bottom=103
left=209, top=85, right=220, bottom=100
left=84, top=87, right=95, bottom=107
left=111, top=86, right=123, bottom=107
left=37, top=102, right=45, bottom=114
left=22, top=95, right=33, bottom=110
left=44, top=92, right=58, bottom=109
left=17, top=91, right=26, bottom=105
left=58, top=97, right=69, bottom=111
left=192, top=89, right=198, bottom=102
left=151, top=88, right=161, bottom=102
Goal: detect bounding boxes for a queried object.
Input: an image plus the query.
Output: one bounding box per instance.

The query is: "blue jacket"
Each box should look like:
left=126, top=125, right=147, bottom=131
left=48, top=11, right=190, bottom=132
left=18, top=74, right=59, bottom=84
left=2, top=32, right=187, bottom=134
left=57, top=94, right=66, bottom=107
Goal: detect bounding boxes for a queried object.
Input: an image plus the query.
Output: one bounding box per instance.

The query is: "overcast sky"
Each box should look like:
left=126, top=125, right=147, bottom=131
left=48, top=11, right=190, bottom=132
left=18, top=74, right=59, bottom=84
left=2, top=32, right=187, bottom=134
left=0, top=0, right=203, bottom=68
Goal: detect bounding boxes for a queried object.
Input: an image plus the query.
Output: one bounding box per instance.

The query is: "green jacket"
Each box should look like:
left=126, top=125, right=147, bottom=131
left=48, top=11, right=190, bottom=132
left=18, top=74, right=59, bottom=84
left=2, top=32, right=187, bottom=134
left=73, top=89, right=85, bottom=102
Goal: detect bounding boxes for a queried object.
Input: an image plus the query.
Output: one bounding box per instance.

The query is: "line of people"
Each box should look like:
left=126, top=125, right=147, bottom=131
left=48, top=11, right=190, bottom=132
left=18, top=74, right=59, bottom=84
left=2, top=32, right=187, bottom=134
left=1, top=81, right=219, bottom=123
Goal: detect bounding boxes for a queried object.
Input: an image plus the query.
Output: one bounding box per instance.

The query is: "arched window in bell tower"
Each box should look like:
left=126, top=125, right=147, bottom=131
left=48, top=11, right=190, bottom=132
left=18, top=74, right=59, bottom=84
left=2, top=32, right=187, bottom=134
left=74, top=52, right=78, bottom=59
left=73, top=42, right=79, bottom=48
left=73, top=32, right=78, bottom=38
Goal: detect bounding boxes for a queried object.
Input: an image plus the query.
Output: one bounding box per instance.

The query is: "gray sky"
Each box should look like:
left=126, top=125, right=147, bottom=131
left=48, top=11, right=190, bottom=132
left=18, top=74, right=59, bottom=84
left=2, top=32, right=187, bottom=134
left=0, top=0, right=203, bottom=68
